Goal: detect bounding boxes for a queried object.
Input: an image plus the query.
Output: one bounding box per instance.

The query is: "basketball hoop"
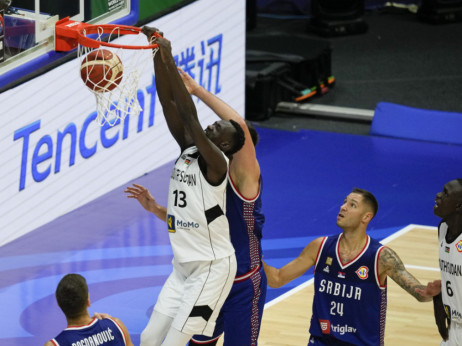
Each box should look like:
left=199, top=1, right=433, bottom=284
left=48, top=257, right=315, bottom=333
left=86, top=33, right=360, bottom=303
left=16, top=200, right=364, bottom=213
left=55, top=17, right=159, bottom=126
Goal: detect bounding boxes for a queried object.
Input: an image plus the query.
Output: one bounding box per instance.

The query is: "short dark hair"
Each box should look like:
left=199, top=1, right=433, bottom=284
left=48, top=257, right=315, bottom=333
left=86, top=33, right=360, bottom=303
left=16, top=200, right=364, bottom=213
left=352, top=187, right=378, bottom=218
left=246, top=120, right=259, bottom=147
left=454, top=179, right=462, bottom=200
left=228, top=119, right=246, bottom=155
left=56, top=274, right=88, bottom=319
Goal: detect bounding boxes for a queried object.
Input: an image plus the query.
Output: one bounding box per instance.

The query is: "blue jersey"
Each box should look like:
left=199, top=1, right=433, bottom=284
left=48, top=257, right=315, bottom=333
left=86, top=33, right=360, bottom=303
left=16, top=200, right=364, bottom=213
left=309, top=234, right=387, bottom=346
left=226, top=173, right=265, bottom=277
left=50, top=317, right=127, bottom=346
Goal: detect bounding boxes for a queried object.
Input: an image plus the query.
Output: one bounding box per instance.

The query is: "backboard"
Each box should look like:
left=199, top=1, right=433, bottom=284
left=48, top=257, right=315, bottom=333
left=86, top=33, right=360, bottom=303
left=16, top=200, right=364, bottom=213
left=0, top=0, right=133, bottom=90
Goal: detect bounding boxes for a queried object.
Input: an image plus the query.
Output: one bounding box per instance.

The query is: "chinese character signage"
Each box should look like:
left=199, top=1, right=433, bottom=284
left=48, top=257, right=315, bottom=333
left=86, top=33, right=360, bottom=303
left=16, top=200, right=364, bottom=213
left=174, top=34, right=223, bottom=95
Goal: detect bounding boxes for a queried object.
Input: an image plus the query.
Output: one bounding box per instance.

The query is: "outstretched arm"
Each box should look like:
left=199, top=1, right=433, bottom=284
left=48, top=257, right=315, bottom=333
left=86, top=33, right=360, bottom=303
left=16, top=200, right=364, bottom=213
left=263, top=237, right=324, bottom=288
left=144, top=28, right=227, bottom=184
left=124, top=184, right=167, bottom=221
left=378, top=247, right=432, bottom=302
left=179, top=68, right=260, bottom=196
left=143, top=27, right=190, bottom=149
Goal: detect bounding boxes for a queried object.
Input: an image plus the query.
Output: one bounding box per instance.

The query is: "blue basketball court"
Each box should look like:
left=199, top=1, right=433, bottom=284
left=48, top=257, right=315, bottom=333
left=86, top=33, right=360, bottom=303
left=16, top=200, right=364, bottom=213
left=1, top=125, right=461, bottom=345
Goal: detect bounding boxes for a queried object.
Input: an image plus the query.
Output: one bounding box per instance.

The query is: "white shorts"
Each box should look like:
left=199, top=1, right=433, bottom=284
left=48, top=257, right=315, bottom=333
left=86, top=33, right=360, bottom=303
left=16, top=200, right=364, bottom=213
left=154, top=255, right=237, bottom=337
left=441, top=321, right=462, bottom=346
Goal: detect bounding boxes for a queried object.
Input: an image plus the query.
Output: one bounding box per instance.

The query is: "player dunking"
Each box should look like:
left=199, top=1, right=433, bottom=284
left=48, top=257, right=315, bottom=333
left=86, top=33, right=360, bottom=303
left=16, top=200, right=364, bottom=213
left=45, top=274, right=133, bottom=346
left=264, top=188, right=432, bottom=345
left=177, top=70, right=267, bottom=346
left=137, top=27, right=245, bottom=346
left=417, top=179, right=462, bottom=345
left=127, top=69, right=266, bottom=346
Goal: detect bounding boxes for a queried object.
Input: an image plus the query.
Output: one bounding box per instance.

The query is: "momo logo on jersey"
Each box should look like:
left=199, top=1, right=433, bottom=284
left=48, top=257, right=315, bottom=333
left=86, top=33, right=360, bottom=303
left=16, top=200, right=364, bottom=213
left=12, top=75, right=157, bottom=191
left=167, top=214, right=176, bottom=233
left=356, top=266, right=369, bottom=280
left=450, top=307, right=462, bottom=320
left=167, top=214, right=199, bottom=232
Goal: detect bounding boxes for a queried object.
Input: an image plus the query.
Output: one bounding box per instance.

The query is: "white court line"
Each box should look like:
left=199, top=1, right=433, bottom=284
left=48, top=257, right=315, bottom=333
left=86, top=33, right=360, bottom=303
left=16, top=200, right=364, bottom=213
left=380, top=224, right=437, bottom=245
left=264, top=224, right=438, bottom=309
left=406, top=264, right=440, bottom=272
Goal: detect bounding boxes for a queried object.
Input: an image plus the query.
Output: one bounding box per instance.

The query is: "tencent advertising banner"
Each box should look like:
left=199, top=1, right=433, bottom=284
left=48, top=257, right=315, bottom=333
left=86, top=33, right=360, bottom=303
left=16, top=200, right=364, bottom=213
left=0, top=0, right=246, bottom=247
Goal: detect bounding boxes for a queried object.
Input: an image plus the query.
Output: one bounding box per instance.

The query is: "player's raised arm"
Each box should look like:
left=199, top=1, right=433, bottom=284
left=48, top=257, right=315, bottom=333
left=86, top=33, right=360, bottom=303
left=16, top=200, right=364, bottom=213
left=151, top=32, right=228, bottom=184
left=179, top=68, right=259, bottom=195
left=142, top=27, right=190, bottom=150
left=378, top=247, right=432, bottom=302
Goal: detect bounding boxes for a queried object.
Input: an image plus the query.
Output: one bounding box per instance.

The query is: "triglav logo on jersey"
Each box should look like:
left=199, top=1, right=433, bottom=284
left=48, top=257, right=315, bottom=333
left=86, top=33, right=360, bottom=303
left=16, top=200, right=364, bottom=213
left=167, top=214, right=176, bottom=233
left=331, top=324, right=357, bottom=335
left=456, top=240, right=462, bottom=253
left=319, top=319, right=331, bottom=334
left=355, top=266, right=369, bottom=279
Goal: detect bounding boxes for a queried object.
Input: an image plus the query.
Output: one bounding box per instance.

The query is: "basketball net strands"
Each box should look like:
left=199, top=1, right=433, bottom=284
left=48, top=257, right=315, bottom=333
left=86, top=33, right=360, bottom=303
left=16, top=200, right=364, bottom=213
left=55, top=17, right=159, bottom=126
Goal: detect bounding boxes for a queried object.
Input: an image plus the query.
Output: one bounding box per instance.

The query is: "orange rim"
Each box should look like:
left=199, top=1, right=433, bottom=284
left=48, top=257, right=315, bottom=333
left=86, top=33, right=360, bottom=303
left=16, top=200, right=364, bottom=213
left=78, top=24, right=159, bottom=50
left=55, top=17, right=159, bottom=51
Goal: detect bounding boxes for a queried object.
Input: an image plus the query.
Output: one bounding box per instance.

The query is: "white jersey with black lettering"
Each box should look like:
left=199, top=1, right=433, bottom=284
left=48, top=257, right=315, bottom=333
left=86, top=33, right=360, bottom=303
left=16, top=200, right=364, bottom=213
left=439, top=222, right=462, bottom=325
left=167, top=146, right=234, bottom=262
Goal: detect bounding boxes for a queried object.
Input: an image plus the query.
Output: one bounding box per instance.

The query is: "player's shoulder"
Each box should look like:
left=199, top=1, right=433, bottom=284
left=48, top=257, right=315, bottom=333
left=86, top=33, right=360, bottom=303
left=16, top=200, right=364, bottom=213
left=304, top=236, right=327, bottom=253
left=368, top=235, right=385, bottom=249
left=108, top=316, right=123, bottom=324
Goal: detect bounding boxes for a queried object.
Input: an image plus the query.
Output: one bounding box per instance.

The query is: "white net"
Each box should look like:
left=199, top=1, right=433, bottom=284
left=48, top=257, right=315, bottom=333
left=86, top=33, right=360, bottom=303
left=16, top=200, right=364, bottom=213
left=78, top=26, right=157, bottom=126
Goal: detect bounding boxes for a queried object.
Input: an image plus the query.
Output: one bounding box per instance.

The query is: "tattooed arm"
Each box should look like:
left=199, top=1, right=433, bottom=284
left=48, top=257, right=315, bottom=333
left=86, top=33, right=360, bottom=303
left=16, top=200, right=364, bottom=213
left=378, top=247, right=432, bottom=302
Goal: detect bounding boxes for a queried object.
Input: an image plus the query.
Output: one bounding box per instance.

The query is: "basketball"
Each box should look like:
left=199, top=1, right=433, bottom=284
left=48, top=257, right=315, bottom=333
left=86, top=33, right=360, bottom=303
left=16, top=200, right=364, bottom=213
left=80, top=49, right=123, bottom=93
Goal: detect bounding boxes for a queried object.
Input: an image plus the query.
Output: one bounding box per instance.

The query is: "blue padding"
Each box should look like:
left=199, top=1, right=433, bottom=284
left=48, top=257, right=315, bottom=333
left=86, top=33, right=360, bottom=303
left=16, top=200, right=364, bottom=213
left=370, top=102, right=462, bottom=145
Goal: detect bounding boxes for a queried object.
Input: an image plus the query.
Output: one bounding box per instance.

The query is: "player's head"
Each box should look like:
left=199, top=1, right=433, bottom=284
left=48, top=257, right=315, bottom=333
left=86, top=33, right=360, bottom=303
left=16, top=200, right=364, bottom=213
left=205, top=119, right=245, bottom=156
left=337, top=188, right=378, bottom=230
left=434, top=179, right=462, bottom=220
left=246, top=120, right=259, bottom=147
left=55, top=274, right=89, bottom=320
left=351, top=188, right=379, bottom=218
